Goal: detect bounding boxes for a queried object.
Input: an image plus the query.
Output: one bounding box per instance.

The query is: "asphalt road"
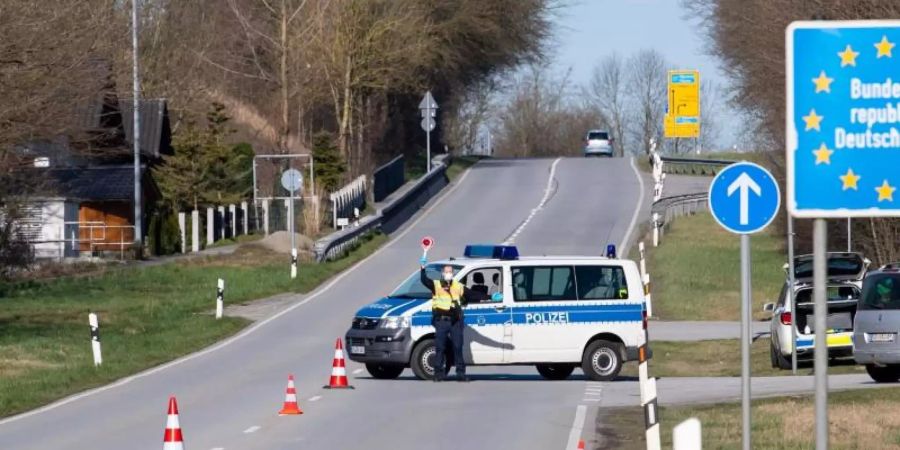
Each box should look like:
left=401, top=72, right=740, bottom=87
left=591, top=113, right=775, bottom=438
left=0, top=157, right=645, bottom=450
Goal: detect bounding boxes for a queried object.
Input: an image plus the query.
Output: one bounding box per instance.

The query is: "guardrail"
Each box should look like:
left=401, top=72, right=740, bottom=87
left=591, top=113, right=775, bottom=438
left=650, top=192, right=708, bottom=246
left=658, top=156, right=733, bottom=176
left=373, top=155, right=404, bottom=202
left=313, top=162, right=450, bottom=262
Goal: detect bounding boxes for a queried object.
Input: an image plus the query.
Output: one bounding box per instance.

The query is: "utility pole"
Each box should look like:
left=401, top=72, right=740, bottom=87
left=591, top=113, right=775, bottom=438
left=132, top=0, right=143, bottom=254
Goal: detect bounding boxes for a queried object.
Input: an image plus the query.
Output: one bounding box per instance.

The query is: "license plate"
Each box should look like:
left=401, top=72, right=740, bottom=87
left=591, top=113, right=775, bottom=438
left=825, top=333, right=852, bottom=347
left=870, top=333, right=896, bottom=343
left=350, top=345, right=365, bottom=355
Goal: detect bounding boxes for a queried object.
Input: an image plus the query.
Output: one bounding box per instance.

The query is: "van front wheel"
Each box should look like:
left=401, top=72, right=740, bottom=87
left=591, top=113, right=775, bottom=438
left=582, top=340, right=623, bottom=381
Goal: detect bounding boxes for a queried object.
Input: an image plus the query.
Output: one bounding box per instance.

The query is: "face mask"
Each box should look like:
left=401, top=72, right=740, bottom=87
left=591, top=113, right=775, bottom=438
left=442, top=273, right=453, bottom=281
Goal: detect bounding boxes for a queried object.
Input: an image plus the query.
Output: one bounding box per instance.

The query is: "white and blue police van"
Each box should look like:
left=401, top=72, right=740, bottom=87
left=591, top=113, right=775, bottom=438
left=345, top=244, right=651, bottom=381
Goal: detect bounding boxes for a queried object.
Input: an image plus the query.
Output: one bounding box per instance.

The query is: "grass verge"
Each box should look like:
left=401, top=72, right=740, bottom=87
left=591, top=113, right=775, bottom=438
left=621, top=338, right=864, bottom=378
left=645, top=213, right=785, bottom=321
left=0, top=232, right=386, bottom=418
left=605, top=387, right=900, bottom=450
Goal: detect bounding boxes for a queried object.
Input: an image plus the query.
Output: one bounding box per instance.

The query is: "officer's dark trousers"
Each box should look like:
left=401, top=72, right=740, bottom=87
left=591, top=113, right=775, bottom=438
left=433, top=316, right=465, bottom=378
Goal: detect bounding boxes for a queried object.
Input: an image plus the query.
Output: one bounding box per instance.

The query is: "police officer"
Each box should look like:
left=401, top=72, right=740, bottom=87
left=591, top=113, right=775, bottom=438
left=420, top=263, right=493, bottom=382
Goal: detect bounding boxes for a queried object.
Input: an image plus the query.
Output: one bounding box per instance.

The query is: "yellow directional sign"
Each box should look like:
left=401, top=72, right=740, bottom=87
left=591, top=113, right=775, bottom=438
left=665, top=69, right=700, bottom=138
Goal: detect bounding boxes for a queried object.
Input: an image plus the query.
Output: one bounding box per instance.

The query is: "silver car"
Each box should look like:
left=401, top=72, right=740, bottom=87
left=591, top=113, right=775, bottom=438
left=853, top=263, right=900, bottom=382
left=583, top=130, right=614, bottom=157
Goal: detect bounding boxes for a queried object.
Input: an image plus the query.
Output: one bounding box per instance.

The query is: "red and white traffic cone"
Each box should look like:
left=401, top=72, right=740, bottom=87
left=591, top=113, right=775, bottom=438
left=163, top=396, right=185, bottom=450
left=323, top=338, right=354, bottom=389
left=577, top=440, right=585, bottom=450
left=278, top=374, right=303, bottom=415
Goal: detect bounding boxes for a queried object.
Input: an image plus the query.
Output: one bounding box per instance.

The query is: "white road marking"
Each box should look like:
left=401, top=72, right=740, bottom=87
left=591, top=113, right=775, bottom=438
left=566, top=405, right=587, bottom=450
left=620, top=156, right=647, bottom=255
left=503, top=158, right=561, bottom=244
left=211, top=447, right=225, bottom=450
left=243, top=426, right=261, bottom=434
left=0, top=162, right=481, bottom=426
left=308, top=395, right=322, bottom=402
left=352, top=368, right=363, bottom=375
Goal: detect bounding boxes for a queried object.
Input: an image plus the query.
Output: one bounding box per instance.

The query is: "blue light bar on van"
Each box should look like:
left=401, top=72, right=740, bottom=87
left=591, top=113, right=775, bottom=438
left=606, top=244, right=617, bottom=258
left=464, top=245, right=519, bottom=260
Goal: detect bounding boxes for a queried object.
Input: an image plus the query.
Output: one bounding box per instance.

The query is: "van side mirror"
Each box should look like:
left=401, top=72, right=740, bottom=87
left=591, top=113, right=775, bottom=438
left=763, top=302, right=775, bottom=313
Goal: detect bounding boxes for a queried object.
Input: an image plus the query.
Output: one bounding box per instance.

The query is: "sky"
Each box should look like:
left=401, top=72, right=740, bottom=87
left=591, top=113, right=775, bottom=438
left=550, top=0, right=741, bottom=148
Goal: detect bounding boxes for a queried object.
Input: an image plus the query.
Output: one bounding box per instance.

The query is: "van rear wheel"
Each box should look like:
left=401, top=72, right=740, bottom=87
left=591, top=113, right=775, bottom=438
left=536, top=364, right=576, bottom=380
left=866, top=364, right=900, bottom=383
left=582, top=340, right=623, bottom=381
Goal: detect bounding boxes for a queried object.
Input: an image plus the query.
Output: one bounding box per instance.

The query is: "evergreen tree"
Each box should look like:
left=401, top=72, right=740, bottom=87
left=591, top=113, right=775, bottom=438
left=312, top=131, right=347, bottom=192
left=154, top=103, right=254, bottom=211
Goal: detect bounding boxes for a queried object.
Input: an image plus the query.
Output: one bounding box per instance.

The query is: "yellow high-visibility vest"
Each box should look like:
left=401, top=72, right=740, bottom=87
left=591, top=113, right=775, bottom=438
left=432, top=280, right=464, bottom=311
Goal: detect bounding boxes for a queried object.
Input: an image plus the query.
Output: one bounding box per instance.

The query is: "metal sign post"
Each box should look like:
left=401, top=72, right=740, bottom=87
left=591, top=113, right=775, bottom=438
left=281, top=168, right=304, bottom=278
left=419, top=91, right=438, bottom=172
left=787, top=21, right=900, bottom=449
left=709, top=162, right=781, bottom=450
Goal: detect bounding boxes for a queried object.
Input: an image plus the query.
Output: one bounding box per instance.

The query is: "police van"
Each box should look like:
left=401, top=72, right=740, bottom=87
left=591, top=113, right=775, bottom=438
left=345, top=245, right=650, bottom=381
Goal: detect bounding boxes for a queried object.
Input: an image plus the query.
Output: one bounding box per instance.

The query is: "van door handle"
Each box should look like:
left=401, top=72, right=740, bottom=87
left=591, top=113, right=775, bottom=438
left=494, top=305, right=507, bottom=312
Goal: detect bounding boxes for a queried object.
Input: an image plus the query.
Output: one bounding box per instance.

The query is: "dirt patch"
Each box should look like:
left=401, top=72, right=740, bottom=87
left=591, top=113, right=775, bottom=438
left=596, top=407, right=645, bottom=450
left=0, top=346, right=62, bottom=377
left=250, top=231, right=314, bottom=254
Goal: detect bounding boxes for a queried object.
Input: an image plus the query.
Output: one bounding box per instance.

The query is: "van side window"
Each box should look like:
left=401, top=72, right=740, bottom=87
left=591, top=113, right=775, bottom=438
left=575, top=265, right=628, bottom=300
left=459, top=267, right=502, bottom=304
left=512, top=266, right=575, bottom=301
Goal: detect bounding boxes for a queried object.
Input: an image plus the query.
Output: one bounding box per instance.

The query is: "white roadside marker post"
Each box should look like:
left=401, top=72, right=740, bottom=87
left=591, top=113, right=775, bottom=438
left=89, top=313, right=102, bottom=366
left=291, top=248, right=298, bottom=280
left=673, top=418, right=702, bottom=450
left=216, top=278, right=225, bottom=319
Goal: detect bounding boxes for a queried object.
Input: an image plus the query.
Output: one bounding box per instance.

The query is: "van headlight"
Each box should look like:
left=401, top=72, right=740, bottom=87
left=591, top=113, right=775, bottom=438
left=379, top=316, right=410, bottom=329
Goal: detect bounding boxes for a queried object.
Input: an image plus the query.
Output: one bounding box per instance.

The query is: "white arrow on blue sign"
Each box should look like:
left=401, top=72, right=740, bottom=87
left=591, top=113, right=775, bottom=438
left=708, top=162, right=781, bottom=234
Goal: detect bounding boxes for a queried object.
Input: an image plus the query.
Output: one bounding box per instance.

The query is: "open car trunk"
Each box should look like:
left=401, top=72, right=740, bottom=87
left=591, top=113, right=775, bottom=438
left=794, top=284, right=860, bottom=334
left=795, top=301, right=857, bottom=333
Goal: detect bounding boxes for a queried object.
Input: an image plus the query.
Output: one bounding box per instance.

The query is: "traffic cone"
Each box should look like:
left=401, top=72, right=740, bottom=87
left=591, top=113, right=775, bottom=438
left=278, top=374, right=303, bottom=415
left=577, top=440, right=585, bottom=450
left=323, top=338, right=354, bottom=389
left=163, top=396, right=185, bottom=450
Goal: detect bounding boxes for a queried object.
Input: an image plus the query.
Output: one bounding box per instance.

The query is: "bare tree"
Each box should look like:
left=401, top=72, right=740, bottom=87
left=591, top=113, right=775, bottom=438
left=444, top=79, right=499, bottom=155
left=586, top=53, right=630, bottom=154
left=698, top=79, right=724, bottom=153
left=626, top=49, right=668, bottom=156
left=493, top=64, right=600, bottom=158
left=312, top=0, right=431, bottom=170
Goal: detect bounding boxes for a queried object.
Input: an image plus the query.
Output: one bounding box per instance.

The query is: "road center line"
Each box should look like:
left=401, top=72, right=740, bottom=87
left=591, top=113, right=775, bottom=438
left=620, top=156, right=647, bottom=256
left=503, top=157, right=561, bottom=244
left=243, top=425, right=261, bottom=434
left=566, top=405, right=587, bottom=450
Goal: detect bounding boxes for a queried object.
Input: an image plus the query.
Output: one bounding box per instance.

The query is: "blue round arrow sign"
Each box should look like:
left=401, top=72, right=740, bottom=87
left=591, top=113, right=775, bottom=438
left=708, top=162, right=781, bottom=234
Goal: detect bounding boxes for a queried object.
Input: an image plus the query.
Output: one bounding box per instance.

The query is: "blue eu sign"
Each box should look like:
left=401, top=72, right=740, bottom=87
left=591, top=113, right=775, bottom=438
left=708, top=162, right=781, bottom=235
left=787, top=21, right=900, bottom=218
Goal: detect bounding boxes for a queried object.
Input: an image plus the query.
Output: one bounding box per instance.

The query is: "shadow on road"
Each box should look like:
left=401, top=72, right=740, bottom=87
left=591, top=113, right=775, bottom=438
left=359, top=373, right=640, bottom=382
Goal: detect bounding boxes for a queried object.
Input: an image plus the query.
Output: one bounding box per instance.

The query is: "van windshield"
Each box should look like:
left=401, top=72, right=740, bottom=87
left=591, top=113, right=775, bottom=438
left=389, top=264, right=462, bottom=299
left=860, top=274, right=900, bottom=310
